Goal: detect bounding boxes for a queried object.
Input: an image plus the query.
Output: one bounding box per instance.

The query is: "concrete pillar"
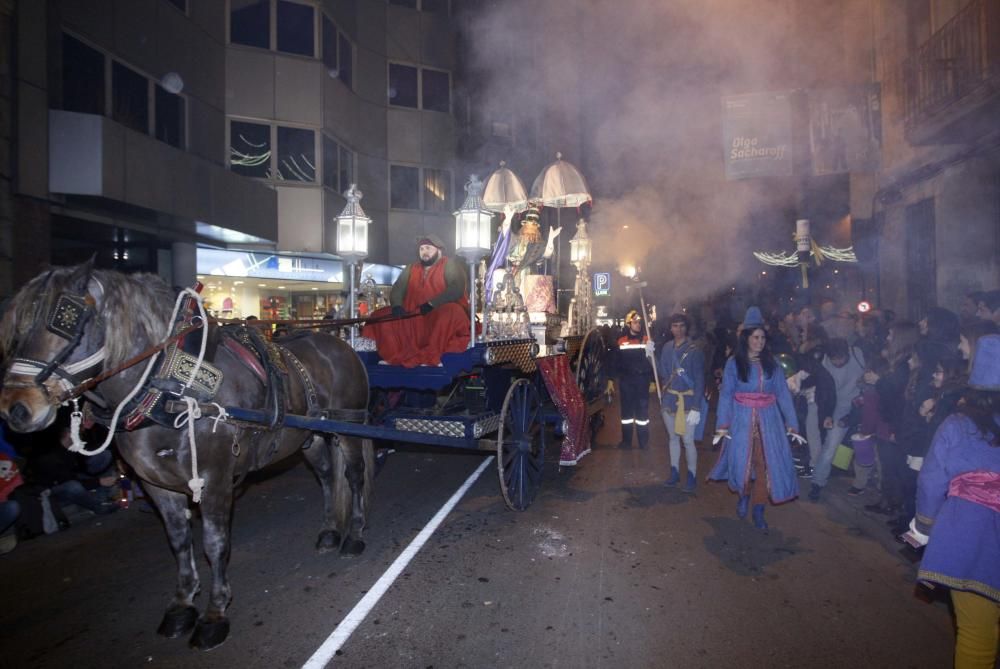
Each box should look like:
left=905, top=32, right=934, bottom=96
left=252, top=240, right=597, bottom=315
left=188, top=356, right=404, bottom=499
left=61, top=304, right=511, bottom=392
left=171, top=241, right=197, bottom=289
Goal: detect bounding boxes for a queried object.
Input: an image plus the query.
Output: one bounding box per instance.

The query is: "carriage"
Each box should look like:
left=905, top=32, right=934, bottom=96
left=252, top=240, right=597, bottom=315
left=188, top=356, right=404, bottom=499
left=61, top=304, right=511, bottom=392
left=0, top=164, right=608, bottom=649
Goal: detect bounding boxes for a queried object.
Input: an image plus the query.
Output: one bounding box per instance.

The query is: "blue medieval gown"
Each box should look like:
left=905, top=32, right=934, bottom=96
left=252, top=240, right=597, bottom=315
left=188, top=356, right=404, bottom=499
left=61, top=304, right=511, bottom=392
left=915, top=414, right=1000, bottom=602
left=708, top=357, right=800, bottom=503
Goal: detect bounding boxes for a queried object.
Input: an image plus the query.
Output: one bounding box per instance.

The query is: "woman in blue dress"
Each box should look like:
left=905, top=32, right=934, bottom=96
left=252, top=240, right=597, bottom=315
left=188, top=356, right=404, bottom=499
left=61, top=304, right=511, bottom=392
left=709, top=307, right=803, bottom=529
left=905, top=334, right=1000, bottom=669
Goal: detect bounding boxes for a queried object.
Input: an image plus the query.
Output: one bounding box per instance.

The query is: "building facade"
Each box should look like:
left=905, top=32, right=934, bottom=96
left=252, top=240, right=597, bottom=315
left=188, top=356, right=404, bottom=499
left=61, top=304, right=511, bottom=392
left=871, top=0, right=1000, bottom=317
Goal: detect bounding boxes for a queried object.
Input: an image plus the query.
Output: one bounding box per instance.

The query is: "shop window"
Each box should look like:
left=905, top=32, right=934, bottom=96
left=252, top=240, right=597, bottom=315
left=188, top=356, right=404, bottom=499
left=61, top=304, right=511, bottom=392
left=389, top=63, right=418, bottom=108
left=390, top=165, right=420, bottom=209
left=62, top=34, right=105, bottom=115
left=277, top=0, right=314, bottom=57
left=423, top=169, right=451, bottom=213
left=338, top=31, right=353, bottom=89
left=422, top=69, right=450, bottom=113
left=231, top=0, right=270, bottom=49
left=112, top=62, right=149, bottom=134
left=277, top=126, right=316, bottom=182
left=339, top=145, right=354, bottom=193
left=230, top=120, right=271, bottom=178
left=155, top=85, right=185, bottom=148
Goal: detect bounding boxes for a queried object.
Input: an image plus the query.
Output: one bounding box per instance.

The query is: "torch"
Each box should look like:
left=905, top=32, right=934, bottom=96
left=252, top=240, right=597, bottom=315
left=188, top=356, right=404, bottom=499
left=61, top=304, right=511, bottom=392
left=795, top=219, right=811, bottom=289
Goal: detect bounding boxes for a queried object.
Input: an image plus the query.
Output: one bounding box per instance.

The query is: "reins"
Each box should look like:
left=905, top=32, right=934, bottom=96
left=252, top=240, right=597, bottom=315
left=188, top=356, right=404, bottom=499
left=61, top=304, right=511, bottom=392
left=215, top=310, right=422, bottom=330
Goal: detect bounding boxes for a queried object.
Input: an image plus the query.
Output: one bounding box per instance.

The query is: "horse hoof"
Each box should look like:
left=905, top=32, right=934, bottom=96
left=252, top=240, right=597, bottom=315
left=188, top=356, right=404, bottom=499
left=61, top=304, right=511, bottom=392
left=189, top=617, right=230, bottom=651
left=156, top=605, right=198, bottom=639
left=316, top=530, right=342, bottom=554
left=340, top=538, right=366, bottom=557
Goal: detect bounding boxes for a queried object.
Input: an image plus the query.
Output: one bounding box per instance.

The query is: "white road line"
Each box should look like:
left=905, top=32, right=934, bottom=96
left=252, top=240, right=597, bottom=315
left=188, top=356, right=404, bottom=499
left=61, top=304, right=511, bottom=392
left=301, top=455, right=495, bottom=669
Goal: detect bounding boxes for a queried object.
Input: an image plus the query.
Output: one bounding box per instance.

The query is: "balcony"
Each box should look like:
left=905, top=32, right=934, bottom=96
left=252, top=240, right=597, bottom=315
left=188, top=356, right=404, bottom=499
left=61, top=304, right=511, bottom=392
left=902, top=0, right=1000, bottom=145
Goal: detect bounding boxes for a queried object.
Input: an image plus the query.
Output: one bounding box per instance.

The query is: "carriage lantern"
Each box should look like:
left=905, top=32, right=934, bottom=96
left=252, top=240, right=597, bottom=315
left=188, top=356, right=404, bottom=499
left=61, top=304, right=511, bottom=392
left=569, top=219, right=592, bottom=267
left=335, top=184, right=371, bottom=346
left=454, top=175, right=493, bottom=347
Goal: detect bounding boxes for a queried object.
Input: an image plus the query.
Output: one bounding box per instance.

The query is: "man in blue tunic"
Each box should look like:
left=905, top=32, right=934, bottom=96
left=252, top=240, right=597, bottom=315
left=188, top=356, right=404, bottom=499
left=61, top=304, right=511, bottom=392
left=658, top=313, right=706, bottom=492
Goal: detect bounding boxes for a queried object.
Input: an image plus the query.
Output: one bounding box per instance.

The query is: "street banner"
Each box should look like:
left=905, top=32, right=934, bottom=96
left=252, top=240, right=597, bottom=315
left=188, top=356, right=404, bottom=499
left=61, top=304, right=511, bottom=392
left=722, top=91, right=793, bottom=180
left=809, top=84, right=882, bottom=175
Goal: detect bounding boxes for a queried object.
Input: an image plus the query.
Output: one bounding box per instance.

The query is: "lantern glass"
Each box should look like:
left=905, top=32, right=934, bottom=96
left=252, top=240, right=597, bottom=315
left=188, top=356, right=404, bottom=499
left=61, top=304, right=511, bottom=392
left=337, top=215, right=369, bottom=256
left=455, top=209, right=492, bottom=254
left=570, top=221, right=591, bottom=265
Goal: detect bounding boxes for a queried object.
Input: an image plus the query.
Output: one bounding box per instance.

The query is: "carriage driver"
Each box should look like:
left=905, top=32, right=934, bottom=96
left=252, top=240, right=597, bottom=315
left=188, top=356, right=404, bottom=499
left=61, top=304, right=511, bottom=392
left=614, top=310, right=656, bottom=449
left=361, top=234, right=471, bottom=367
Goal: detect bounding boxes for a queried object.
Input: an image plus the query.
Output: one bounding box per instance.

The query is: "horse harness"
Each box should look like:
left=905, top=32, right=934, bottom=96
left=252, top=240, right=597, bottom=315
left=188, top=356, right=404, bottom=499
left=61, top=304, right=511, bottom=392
left=6, top=279, right=108, bottom=406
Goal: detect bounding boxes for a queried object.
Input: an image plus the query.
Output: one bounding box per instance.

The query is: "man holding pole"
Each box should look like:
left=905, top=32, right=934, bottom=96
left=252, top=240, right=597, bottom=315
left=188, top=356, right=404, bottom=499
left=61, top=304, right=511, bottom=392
left=658, top=313, right=706, bottom=493
left=614, top=310, right=656, bottom=449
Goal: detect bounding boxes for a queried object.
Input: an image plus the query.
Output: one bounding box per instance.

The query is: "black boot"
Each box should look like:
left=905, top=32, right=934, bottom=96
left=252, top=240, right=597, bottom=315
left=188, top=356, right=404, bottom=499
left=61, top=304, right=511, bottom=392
left=619, top=422, right=634, bottom=449
left=636, top=422, right=649, bottom=450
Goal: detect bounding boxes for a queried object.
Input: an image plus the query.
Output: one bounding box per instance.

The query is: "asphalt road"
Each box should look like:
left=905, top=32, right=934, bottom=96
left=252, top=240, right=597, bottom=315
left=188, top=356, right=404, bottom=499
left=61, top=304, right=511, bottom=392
left=2, top=403, right=954, bottom=669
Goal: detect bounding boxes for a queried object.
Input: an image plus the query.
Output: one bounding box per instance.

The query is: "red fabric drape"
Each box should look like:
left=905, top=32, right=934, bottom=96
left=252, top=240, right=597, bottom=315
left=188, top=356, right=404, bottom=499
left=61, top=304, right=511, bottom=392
left=537, top=355, right=590, bottom=466
left=362, top=258, right=470, bottom=367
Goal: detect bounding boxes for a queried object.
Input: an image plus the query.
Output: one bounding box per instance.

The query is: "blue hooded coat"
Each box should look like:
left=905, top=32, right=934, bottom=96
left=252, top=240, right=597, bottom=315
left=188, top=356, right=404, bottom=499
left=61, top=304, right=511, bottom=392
left=708, top=357, right=800, bottom=503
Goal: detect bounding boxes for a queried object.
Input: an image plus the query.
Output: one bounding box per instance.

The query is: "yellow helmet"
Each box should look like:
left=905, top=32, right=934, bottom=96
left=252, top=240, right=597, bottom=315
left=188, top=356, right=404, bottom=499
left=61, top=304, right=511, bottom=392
left=625, top=309, right=641, bottom=325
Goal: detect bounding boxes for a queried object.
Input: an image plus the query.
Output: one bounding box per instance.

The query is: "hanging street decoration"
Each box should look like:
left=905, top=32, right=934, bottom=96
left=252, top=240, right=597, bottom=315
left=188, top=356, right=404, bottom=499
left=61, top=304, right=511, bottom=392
left=753, top=219, right=857, bottom=288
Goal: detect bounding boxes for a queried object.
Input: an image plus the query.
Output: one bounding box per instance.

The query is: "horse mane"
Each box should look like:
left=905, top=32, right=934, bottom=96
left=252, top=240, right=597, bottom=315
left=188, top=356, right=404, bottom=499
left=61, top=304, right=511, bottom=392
left=0, top=263, right=178, bottom=369
left=93, top=269, right=177, bottom=367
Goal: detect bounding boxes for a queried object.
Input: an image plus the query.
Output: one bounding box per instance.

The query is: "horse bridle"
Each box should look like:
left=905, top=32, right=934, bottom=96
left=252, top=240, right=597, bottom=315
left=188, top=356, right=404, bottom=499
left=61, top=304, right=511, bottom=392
left=5, top=280, right=108, bottom=405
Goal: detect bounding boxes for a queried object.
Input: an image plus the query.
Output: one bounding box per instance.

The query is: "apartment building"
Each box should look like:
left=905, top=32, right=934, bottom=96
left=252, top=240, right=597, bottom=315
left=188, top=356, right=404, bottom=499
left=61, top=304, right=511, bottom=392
left=871, top=0, right=1000, bottom=316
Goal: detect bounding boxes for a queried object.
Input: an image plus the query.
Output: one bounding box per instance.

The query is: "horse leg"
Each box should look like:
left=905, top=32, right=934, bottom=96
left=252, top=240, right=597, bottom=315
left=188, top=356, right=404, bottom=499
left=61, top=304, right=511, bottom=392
left=301, top=434, right=342, bottom=553
left=145, top=484, right=200, bottom=639
left=189, top=488, right=234, bottom=651
left=338, top=435, right=372, bottom=557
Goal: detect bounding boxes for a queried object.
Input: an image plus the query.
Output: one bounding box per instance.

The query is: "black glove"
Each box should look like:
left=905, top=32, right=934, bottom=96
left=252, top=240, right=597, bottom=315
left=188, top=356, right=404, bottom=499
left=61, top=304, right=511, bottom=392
left=391, top=305, right=405, bottom=317
left=419, top=302, right=434, bottom=315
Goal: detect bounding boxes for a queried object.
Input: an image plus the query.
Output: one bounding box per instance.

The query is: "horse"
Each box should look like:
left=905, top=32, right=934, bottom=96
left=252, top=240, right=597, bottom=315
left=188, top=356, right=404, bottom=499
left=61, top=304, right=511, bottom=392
left=0, top=261, right=373, bottom=650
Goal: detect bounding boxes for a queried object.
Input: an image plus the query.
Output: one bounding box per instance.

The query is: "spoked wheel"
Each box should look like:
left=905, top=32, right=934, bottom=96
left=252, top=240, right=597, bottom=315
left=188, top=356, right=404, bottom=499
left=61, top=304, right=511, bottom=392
left=575, top=327, right=607, bottom=404
left=497, top=378, right=545, bottom=511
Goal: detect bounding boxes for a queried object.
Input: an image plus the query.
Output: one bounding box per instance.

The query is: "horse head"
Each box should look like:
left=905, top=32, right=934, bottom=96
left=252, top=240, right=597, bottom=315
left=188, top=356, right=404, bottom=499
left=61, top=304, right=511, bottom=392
left=0, top=261, right=110, bottom=432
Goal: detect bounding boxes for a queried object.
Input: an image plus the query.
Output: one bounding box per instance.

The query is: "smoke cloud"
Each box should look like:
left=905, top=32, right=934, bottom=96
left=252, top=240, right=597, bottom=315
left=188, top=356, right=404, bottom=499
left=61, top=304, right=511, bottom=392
left=463, top=0, right=863, bottom=307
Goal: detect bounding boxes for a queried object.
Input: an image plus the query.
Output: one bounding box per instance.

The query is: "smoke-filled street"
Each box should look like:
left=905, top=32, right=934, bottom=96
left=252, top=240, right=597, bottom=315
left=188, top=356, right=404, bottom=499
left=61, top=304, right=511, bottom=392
left=0, top=410, right=953, bottom=668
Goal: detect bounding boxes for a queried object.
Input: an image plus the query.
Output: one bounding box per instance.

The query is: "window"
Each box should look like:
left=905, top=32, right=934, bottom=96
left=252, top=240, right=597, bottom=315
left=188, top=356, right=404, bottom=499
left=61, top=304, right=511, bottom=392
left=62, top=34, right=104, bottom=115
left=165, top=0, right=187, bottom=12
left=421, top=69, right=450, bottom=113
left=276, top=126, right=315, bottom=182
left=155, top=85, right=185, bottom=148
left=388, top=64, right=418, bottom=108
left=322, top=15, right=337, bottom=72
left=337, top=31, right=353, bottom=89
left=276, top=1, right=314, bottom=57
left=338, top=144, right=353, bottom=193
left=230, top=120, right=271, bottom=178
left=322, top=135, right=339, bottom=191
left=390, top=165, right=420, bottom=209
left=231, top=0, right=269, bottom=49
left=423, top=169, right=451, bottom=213
left=112, top=62, right=149, bottom=134
left=322, top=15, right=354, bottom=90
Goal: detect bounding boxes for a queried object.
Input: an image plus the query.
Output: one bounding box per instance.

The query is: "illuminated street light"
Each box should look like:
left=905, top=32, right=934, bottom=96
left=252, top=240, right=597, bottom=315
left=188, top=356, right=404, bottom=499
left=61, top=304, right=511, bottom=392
left=454, top=175, right=494, bottom=346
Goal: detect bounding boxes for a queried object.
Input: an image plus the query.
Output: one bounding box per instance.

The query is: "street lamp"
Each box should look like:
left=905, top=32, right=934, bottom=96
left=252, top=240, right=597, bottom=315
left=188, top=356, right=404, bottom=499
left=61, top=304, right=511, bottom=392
left=454, top=174, right=493, bottom=347
left=335, top=183, right=371, bottom=346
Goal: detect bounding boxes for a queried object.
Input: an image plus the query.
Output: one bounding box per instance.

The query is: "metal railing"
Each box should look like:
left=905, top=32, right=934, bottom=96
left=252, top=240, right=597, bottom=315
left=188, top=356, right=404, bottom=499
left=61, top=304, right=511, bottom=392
left=902, top=0, right=1000, bottom=128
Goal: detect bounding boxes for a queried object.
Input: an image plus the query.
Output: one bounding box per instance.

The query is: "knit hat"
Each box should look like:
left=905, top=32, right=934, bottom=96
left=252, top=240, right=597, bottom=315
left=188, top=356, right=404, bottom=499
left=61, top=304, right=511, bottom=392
left=968, top=334, right=1000, bottom=391
left=416, top=234, right=446, bottom=250
left=742, top=306, right=765, bottom=329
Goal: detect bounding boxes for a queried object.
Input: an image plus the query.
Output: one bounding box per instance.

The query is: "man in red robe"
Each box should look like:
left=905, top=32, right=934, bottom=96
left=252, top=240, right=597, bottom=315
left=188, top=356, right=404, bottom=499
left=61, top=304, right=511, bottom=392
left=362, top=234, right=470, bottom=367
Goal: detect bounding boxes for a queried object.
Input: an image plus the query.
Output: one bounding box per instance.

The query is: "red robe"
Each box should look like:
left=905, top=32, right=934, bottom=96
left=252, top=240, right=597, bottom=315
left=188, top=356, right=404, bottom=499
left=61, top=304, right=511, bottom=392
left=362, top=257, right=470, bottom=367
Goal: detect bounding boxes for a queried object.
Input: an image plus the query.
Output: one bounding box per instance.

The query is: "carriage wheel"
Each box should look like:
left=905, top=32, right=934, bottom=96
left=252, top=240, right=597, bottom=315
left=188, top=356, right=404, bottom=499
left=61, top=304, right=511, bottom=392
left=575, top=327, right=607, bottom=404
left=497, top=378, right=545, bottom=511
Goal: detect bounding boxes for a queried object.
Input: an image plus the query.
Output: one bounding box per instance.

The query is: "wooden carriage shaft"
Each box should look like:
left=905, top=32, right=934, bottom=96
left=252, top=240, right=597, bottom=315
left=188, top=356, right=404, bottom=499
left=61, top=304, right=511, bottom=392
left=219, top=406, right=498, bottom=452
